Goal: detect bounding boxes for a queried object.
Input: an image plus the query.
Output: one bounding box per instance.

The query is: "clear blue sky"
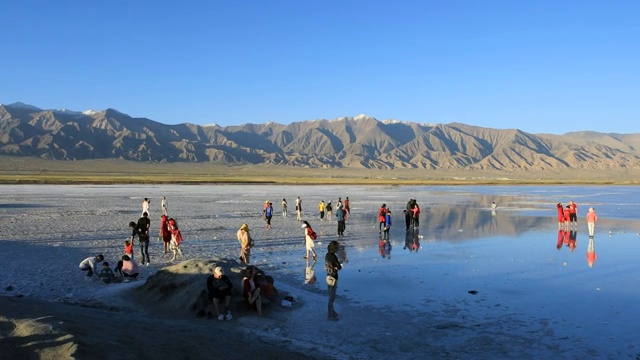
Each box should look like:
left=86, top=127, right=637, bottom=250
left=2, top=1, right=639, bottom=134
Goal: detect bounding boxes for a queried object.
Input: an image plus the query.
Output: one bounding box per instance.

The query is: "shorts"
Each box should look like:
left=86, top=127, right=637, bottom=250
left=570, top=213, right=577, bottom=222
left=209, top=288, right=231, bottom=301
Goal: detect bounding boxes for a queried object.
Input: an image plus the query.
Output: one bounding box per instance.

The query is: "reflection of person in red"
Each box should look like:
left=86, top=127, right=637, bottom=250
left=556, top=203, right=565, bottom=228
left=568, top=230, right=577, bottom=252
left=556, top=229, right=565, bottom=250
left=586, top=236, right=597, bottom=268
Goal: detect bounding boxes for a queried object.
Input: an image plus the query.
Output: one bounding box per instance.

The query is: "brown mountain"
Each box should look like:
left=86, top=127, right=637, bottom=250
left=1, top=102, right=639, bottom=170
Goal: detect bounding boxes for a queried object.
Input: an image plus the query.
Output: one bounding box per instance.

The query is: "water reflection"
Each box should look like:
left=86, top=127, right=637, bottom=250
left=587, top=236, right=597, bottom=268
left=404, top=230, right=420, bottom=252
left=378, top=238, right=392, bottom=259
left=304, top=258, right=317, bottom=284
left=421, top=202, right=546, bottom=241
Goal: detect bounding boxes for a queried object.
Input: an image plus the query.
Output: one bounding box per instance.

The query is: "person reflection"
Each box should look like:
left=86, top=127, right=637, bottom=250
left=568, top=230, right=577, bottom=252
left=556, top=229, right=565, bottom=250
left=378, top=238, right=392, bottom=259
left=403, top=230, right=420, bottom=252
left=586, top=236, right=597, bottom=268
left=304, top=258, right=317, bottom=284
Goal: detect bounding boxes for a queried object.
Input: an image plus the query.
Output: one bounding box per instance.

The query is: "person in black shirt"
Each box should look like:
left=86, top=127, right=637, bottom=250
left=136, top=212, right=151, bottom=266
left=325, top=240, right=342, bottom=321
left=207, top=266, right=233, bottom=320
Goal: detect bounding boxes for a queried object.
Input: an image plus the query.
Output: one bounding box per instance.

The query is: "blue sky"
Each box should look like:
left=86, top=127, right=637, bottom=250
left=1, top=1, right=638, bottom=134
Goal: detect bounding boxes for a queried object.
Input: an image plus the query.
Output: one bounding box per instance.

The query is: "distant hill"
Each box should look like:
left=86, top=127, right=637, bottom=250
left=2, top=102, right=640, bottom=170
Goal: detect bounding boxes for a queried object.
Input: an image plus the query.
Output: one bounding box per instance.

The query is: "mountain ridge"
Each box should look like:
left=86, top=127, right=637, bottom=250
left=1, top=102, right=639, bottom=170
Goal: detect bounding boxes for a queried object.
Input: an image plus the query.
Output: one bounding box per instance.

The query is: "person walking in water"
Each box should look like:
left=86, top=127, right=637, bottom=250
left=586, top=207, right=598, bottom=237
left=302, top=221, right=318, bottom=260
left=325, top=240, right=342, bottom=321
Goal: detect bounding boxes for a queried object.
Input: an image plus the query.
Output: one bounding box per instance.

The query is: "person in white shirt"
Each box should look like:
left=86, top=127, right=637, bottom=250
left=79, top=254, right=104, bottom=278
left=161, top=196, right=168, bottom=216
left=142, top=198, right=150, bottom=217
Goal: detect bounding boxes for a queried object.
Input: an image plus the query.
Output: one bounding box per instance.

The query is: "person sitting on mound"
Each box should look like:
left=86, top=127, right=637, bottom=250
left=242, top=266, right=262, bottom=316
left=206, top=266, right=233, bottom=321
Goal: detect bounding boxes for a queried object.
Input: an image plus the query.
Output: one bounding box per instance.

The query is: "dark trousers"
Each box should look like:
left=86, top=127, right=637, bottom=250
left=337, top=220, right=345, bottom=236
left=139, top=238, right=150, bottom=263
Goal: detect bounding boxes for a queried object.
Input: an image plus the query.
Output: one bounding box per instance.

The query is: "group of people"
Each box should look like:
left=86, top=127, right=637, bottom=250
left=556, top=200, right=598, bottom=237
left=78, top=253, right=140, bottom=283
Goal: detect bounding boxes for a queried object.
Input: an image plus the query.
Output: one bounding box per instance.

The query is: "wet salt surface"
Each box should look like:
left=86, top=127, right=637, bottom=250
left=1, top=184, right=639, bottom=359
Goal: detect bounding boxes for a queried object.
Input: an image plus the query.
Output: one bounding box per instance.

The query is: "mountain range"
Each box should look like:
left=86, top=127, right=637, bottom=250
left=2, top=101, right=640, bottom=170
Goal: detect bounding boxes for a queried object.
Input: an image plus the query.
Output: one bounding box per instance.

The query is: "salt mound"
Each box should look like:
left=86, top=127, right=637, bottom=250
left=133, top=258, right=278, bottom=318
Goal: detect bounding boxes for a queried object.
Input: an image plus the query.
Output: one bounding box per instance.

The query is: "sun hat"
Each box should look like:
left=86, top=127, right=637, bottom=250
left=214, top=266, right=224, bottom=276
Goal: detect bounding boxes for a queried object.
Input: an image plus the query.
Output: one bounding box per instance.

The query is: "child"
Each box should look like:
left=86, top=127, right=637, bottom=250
left=384, top=210, right=392, bottom=237
left=99, top=262, right=115, bottom=284
left=124, top=240, right=133, bottom=259
left=586, top=207, right=598, bottom=237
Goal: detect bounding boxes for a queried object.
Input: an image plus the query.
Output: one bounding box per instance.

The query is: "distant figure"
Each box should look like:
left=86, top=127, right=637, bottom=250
left=161, top=196, right=168, bottom=216
left=564, top=205, right=571, bottom=229
left=378, top=204, right=387, bottom=232
left=319, top=200, right=325, bottom=221
left=264, top=202, right=273, bottom=229
left=586, top=236, right=597, bottom=268
left=491, top=201, right=497, bottom=210
left=282, top=198, right=288, bottom=218
left=336, top=205, right=346, bottom=237
left=569, top=200, right=578, bottom=226
left=207, top=266, right=233, bottom=321
left=142, top=198, right=150, bottom=217
left=383, top=210, right=392, bottom=238
left=586, top=207, right=598, bottom=237
left=325, top=240, right=342, bottom=321
left=556, top=203, right=564, bottom=228
left=296, top=196, right=303, bottom=221
left=79, top=254, right=104, bottom=278
left=160, top=214, right=172, bottom=255
left=326, top=201, right=333, bottom=219
left=403, top=209, right=410, bottom=230
left=344, top=197, right=350, bottom=215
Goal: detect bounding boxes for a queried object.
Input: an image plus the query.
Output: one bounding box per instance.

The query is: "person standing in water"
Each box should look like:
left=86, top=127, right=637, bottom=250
left=586, top=207, right=598, bottom=237
left=325, top=240, right=342, bottom=321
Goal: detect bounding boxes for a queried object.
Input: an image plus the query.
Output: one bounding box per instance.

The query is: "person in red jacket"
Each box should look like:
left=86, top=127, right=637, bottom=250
left=569, top=200, right=578, bottom=227
left=378, top=204, right=387, bottom=232
left=160, top=215, right=172, bottom=255
left=556, top=203, right=565, bottom=228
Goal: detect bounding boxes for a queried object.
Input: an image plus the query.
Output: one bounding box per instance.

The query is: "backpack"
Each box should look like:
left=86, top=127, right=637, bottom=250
left=308, top=229, right=317, bottom=240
